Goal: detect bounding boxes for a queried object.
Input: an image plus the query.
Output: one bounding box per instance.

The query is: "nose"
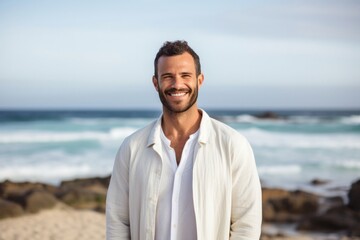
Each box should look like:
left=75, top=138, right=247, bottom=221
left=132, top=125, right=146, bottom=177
left=171, top=75, right=182, bottom=89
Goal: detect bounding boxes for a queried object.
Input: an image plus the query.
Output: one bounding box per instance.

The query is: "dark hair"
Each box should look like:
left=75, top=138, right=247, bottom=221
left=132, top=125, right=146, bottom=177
left=154, top=40, right=201, bottom=78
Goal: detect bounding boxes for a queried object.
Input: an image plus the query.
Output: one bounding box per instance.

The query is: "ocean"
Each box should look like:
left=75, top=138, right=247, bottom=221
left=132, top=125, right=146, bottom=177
left=0, top=109, right=359, bottom=197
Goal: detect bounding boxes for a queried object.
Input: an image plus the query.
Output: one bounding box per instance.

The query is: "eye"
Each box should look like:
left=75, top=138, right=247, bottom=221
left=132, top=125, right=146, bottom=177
left=162, top=75, right=173, bottom=81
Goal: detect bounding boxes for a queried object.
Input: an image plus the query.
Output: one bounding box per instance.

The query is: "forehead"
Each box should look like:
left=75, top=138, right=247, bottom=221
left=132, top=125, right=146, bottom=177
left=157, top=52, right=196, bottom=74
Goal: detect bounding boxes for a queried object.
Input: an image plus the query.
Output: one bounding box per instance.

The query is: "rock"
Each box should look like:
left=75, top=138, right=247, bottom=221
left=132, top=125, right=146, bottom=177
left=256, top=111, right=281, bottom=119
left=0, top=177, right=111, bottom=219
left=0, top=180, right=57, bottom=198
left=263, top=201, right=276, bottom=222
left=262, top=188, right=319, bottom=223
left=56, top=177, right=109, bottom=212
left=348, top=179, right=360, bottom=211
left=57, top=187, right=106, bottom=212
left=297, top=180, right=360, bottom=236
left=59, top=176, right=110, bottom=190
left=318, top=196, right=344, bottom=214
left=7, top=190, right=58, bottom=213
left=262, top=188, right=290, bottom=221
left=262, top=188, right=290, bottom=203
left=282, top=190, right=319, bottom=214
left=25, top=190, right=58, bottom=213
left=0, top=198, right=24, bottom=219
left=297, top=206, right=360, bottom=234
left=310, top=179, right=330, bottom=186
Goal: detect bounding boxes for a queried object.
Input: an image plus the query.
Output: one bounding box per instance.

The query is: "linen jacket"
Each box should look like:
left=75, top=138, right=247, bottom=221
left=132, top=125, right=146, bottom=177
left=106, top=110, right=262, bottom=240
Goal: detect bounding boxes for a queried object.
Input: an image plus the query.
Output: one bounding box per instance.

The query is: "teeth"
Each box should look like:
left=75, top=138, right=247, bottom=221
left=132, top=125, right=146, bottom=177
left=170, top=92, right=186, bottom=97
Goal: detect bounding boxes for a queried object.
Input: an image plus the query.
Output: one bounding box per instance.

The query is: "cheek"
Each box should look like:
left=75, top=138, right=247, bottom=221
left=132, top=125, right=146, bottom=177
left=158, top=81, right=170, bottom=90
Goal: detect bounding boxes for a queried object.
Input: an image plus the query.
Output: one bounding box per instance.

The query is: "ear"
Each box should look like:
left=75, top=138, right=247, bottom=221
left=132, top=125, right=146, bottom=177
left=152, top=76, right=159, bottom=92
left=197, top=73, right=204, bottom=88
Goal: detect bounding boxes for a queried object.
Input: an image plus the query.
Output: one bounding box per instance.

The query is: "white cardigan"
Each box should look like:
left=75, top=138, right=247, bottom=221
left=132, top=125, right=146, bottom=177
left=106, top=110, right=262, bottom=240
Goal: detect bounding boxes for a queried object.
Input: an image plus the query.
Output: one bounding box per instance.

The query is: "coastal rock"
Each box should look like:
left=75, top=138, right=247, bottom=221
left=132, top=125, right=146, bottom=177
left=0, top=180, right=57, bottom=198
left=24, top=190, right=58, bottom=213
left=59, top=176, right=110, bottom=190
left=7, top=190, right=58, bottom=213
left=57, top=187, right=107, bottom=212
left=0, top=177, right=111, bottom=219
left=318, top=196, right=344, bottom=214
left=262, top=188, right=319, bottom=222
left=348, top=179, right=360, bottom=211
left=297, top=206, right=360, bottom=236
left=56, top=177, right=109, bottom=212
left=262, top=188, right=290, bottom=222
left=310, top=178, right=330, bottom=186
left=0, top=198, right=24, bottom=219
left=256, top=111, right=281, bottom=119
left=262, top=188, right=290, bottom=202
left=295, top=179, right=360, bottom=237
left=281, top=190, right=319, bottom=214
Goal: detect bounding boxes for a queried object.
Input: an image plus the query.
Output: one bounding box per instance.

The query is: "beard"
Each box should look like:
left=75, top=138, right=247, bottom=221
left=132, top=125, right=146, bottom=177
left=157, top=83, right=199, bottom=114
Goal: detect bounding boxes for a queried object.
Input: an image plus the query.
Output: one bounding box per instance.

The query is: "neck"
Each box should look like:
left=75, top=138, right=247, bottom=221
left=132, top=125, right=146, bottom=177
left=161, top=106, right=202, bottom=139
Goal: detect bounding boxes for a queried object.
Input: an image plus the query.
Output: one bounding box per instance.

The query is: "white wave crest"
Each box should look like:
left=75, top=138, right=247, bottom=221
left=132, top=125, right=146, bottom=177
left=333, top=160, right=360, bottom=170
left=222, top=114, right=282, bottom=123
left=341, top=115, right=360, bottom=125
left=0, top=127, right=137, bottom=144
left=258, top=165, right=302, bottom=175
left=241, top=128, right=360, bottom=149
left=235, top=114, right=258, bottom=123
left=0, top=150, right=114, bottom=184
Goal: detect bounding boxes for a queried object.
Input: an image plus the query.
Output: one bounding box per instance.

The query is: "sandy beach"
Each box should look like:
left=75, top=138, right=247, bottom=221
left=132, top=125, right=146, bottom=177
left=0, top=176, right=359, bottom=240
left=0, top=203, right=105, bottom=240
left=0, top=208, right=357, bottom=240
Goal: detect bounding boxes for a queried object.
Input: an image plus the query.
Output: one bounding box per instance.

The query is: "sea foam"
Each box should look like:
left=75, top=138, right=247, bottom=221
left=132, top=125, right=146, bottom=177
left=0, top=127, right=137, bottom=144
left=241, top=128, right=360, bottom=149
left=258, top=165, right=302, bottom=175
left=341, top=115, right=360, bottom=125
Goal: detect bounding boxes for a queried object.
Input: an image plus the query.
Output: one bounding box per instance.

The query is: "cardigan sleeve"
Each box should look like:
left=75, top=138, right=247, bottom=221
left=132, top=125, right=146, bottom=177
left=106, top=140, right=131, bottom=240
left=230, top=135, right=262, bottom=240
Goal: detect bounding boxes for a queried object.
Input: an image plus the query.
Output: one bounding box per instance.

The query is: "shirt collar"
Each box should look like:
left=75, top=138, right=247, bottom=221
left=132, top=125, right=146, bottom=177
left=147, top=109, right=211, bottom=148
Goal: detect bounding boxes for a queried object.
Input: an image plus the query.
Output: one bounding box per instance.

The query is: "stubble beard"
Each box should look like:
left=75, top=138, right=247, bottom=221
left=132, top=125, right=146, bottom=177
left=158, top=84, right=199, bottom=114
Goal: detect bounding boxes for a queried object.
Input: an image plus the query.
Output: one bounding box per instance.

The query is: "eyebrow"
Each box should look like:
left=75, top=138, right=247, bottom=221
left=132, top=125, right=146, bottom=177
left=180, top=72, right=193, bottom=75
left=160, top=72, right=193, bottom=78
left=160, top=73, right=173, bottom=78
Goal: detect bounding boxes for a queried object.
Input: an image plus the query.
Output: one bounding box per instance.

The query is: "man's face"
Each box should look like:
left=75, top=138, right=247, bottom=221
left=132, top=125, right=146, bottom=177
left=153, top=52, right=204, bottom=114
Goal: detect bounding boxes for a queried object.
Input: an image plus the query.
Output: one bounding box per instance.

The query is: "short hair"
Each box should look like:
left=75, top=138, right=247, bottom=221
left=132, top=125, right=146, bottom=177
left=154, top=40, right=201, bottom=78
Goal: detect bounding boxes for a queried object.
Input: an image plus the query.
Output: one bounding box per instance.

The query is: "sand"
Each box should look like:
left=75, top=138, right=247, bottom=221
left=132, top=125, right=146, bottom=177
left=0, top=203, right=105, bottom=240
left=1, top=205, right=358, bottom=240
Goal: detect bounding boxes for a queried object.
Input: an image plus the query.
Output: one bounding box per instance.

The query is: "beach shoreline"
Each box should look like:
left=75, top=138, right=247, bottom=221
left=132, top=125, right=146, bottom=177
left=0, top=176, right=359, bottom=240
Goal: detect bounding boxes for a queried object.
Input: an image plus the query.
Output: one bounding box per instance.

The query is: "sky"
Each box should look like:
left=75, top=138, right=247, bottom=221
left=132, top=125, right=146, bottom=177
left=0, top=0, right=359, bottom=110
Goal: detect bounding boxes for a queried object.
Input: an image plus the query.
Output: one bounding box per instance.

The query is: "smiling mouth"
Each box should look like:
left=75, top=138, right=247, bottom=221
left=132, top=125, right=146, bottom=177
left=165, top=88, right=190, bottom=97
left=169, top=92, right=187, bottom=97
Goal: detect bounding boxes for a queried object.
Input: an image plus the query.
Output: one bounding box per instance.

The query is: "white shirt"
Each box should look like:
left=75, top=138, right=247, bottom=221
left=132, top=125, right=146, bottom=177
left=155, top=128, right=199, bottom=240
left=106, top=110, right=262, bottom=240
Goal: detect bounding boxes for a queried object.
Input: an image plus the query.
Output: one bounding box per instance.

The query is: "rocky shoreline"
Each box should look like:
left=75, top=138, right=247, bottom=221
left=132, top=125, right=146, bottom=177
left=0, top=176, right=359, bottom=239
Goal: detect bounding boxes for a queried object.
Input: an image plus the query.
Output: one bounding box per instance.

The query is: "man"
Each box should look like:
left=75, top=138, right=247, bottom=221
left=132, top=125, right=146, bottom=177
left=106, top=40, right=262, bottom=240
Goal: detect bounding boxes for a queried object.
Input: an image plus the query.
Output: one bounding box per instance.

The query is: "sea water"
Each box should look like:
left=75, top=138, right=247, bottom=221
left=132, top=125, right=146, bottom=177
left=0, top=109, right=359, bottom=197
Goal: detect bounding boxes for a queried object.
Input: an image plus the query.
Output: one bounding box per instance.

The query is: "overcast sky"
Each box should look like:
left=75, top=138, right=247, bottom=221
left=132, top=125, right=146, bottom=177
left=0, top=0, right=359, bottom=110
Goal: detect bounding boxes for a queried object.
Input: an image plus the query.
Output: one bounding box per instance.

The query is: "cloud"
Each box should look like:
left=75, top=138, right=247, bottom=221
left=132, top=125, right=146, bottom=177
left=0, top=1, right=359, bottom=109
left=201, top=1, right=360, bottom=42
